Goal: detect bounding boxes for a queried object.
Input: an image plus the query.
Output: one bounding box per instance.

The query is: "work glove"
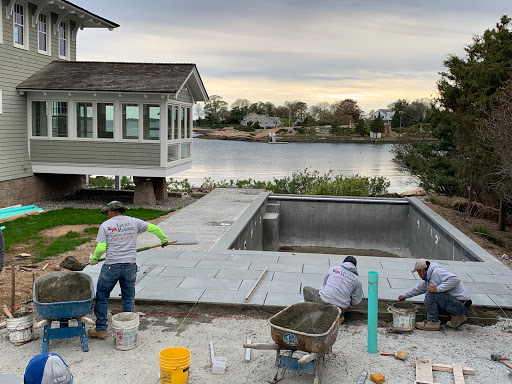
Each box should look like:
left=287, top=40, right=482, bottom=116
left=161, top=241, right=169, bottom=248
left=90, top=256, right=100, bottom=266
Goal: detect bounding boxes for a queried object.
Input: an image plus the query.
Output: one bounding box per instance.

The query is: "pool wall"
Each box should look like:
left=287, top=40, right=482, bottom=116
left=211, top=193, right=496, bottom=263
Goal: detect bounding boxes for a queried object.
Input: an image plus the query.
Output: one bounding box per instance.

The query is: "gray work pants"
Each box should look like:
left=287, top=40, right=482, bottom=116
left=303, top=286, right=326, bottom=305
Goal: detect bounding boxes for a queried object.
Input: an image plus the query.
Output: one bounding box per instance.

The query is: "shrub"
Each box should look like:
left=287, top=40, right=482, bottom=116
left=121, top=176, right=135, bottom=190
left=87, top=176, right=114, bottom=189
left=166, top=178, right=192, bottom=194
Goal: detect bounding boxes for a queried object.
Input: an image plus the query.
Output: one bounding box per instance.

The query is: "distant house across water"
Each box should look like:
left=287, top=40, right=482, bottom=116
left=241, top=113, right=282, bottom=128
left=372, top=109, right=395, bottom=124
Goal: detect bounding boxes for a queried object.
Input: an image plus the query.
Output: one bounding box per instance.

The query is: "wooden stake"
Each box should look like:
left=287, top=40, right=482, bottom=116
left=42, top=263, right=49, bottom=270
left=10, top=265, right=16, bottom=310
left=245, top=268, right=268, bottom=302
left=3, top=305, right=14, bottom=319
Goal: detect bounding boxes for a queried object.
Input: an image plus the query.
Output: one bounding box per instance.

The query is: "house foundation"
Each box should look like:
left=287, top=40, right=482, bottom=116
left=133, top=177, right=167, bottom=205
left=0, top=174, right=84, bottom=208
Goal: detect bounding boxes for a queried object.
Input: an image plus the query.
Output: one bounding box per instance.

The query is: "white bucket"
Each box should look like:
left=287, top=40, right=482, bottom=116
left=111, top=312, right=140, bottom=351
left=6, top=312, right=34, bottom=344
left=388, top=302, right=417, bottom=332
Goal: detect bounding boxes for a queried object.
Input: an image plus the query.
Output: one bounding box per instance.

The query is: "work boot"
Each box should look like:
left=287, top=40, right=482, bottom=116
left=446, top=314, right=467, bottom=329
left=87, top=328, right=108, bottom=339
left=415, top=320, right=440, bottom=331
left=339, top=314, right=345, bottom=324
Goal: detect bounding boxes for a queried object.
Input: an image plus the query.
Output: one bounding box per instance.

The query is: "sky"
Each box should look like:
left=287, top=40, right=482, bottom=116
left=77, top=0, right=511, bottom=115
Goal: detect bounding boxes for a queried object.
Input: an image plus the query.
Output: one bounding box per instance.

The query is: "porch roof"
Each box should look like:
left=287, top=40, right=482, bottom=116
left=17, top=62, right=209, bottom=102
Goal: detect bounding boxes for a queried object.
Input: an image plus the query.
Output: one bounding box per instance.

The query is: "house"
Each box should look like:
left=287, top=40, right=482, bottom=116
left=240, top=112, right=281, bottom=128
left=0, top=0, right=208, bottom=207
left=372, top=109, right=395, bottom=124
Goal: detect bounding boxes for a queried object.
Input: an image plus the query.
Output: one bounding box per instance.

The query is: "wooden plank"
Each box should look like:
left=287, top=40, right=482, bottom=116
left=415, top=358, right=434, bottom=384
left=245, top=267, right=268, bottom=302
left=452, top=363, right=465, bottom=384
left=428, top=363, right=475, bottom=376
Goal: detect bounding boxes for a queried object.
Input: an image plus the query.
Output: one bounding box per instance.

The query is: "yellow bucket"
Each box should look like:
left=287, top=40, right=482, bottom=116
left=159, top=347, right=191, bottom=384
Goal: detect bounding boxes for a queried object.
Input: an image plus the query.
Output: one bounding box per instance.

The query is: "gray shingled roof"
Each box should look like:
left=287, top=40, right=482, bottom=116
left=17, top=62, right=203, bottom=94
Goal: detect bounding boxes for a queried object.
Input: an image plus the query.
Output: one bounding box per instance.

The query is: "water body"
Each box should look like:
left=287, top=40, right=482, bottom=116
left=172, top=138, right=418, bottom=193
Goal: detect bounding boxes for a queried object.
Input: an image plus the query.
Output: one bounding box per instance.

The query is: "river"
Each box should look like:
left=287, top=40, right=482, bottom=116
left=171, top=138, right=418, bottom=193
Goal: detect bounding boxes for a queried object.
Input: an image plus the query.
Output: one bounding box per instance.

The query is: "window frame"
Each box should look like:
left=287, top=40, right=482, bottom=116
left=58, top=20, right=69, bottom=60
left=13, top=1, right=28, bottom=50
left=31, top=100, right=49, bottom=137
left=96, top=102, right=115, bottom=140
left=0, top=0, right=3, bottom=45
left=50, top=101, right=69, bottom=139
left=121, top=103, right=141, bottom=140
left=142, top=103, right=160, bottom=141
left=37, top=12, right=51, bottom=55
left=76, top=101, right=94, bottom=139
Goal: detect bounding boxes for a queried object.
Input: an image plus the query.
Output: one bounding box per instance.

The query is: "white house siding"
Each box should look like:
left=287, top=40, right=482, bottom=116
left=176, top=88, right=193, bottom=103
left=0, top=1, right=76, bottom=183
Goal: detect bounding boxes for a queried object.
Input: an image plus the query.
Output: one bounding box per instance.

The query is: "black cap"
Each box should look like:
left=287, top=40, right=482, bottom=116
left=344, top=256, right=357, bottom=266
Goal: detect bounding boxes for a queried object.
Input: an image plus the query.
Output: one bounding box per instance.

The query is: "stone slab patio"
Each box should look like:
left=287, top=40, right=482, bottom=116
left=83, top=188, right=512, bottom=309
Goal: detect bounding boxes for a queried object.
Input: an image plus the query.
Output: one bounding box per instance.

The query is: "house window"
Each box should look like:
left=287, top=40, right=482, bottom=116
left=180, top=107, right=186, bottom=139
left=97, top=103, right=114, bottom=139
left=187, top=107, right=193, bottom=137
left=51, top=101, right=68, bottom=137
left=0, top=0, right=3, bottom=45
left=59, top=22, right=67, bottom=58
left=143, top=104, right=160, bottom=140
left=181, top=142, right=190, bottom=159
left=32, top=101, right=48, bottom=136
left=76, top=102, right=93, bottom=138
left=38, top=13, right=49, bottom=54
left=14, top=3, right=26, bottom=48
left=167, top=105, right=175, bottom=140
left=174, top=105, right=179, bottom=139
left=122, top=104, right=139, bottom=139
left=168, top=144, right=179, bottom=162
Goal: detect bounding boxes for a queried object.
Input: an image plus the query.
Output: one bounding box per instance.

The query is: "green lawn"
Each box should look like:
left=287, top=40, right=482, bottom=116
left=2, top=207, right=172, bottom=261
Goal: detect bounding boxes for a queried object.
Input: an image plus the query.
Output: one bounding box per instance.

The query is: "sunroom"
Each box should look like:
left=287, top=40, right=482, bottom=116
left=17, top=62, right=208, bottom=201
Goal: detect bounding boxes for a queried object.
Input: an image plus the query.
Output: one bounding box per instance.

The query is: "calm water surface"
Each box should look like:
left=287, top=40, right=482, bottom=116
left=172, top=139, right=418, bottom=193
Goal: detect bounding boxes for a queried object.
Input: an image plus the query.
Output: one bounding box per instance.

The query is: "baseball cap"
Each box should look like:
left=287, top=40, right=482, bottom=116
left=24, top=353, right=73, bottom=384
left=412, top=258, right=428, bottom=272
left=344, top=256, right=357, bottom=266
left=101, top=201, right=127, bottom=215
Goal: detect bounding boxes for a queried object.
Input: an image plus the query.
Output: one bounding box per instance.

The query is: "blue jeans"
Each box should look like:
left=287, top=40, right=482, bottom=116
left=94, top=263, right=137, bottom=332
left=424, top=291, right=469, bottom=321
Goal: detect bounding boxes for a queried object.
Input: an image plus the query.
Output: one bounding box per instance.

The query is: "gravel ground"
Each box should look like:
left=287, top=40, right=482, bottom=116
left=34, top=189, right=196, bottom=212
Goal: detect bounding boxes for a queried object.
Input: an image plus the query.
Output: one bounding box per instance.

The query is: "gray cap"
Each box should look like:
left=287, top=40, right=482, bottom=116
left=412, top=258, right=428, bottom=272
left=101, top=201, right=127, bottom=215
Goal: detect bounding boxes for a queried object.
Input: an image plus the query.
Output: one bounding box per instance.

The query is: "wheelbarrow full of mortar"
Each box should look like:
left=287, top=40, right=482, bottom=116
left=33, top=271, right=95, bottom=353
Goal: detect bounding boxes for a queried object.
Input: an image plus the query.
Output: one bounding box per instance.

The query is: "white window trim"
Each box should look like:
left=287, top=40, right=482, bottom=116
left=13, top=1, right=29, bottom=50
left=142, top=103, right=161, bottom=141
left=58, top=21, right=70, bottom=60
left=0, top=90, right=3, bottom=114
left=0, top=0, right=4, bottom=45
left=95, top=101, right=116, bottom=141
left=75, top=101, right=95, bottom=140
left=29, top=100, right=49, bottom=138
left=37, top=12, right=51, bottom=56
left=121, top=103, right=141, bottom=141
left=49, top=100, right=70, bottom=139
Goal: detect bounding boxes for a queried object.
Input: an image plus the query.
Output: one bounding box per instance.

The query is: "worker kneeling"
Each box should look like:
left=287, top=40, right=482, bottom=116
left=398, top=259, right=472, bottom=331
left=303, top=256, right=363, bottom=323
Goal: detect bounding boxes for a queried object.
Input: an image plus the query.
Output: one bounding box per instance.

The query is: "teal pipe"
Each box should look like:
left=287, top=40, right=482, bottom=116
left=367, top=271, right=379, bottom=353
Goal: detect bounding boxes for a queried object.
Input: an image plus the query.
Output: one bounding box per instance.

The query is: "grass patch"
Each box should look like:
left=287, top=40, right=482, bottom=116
left=84, top=227, right=99, bottom=235
left=36, top=232, right=93, bottom=262
left=473, top=225, right=505, bottom=246
left=2, top=207, right=172, bottom=253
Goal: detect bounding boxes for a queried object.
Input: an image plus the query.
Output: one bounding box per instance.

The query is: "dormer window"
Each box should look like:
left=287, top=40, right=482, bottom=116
left=59, top=21, right=68, bottom=59
left=38, top=13, right=50, bottom=54
left=14, top=3, right=28, bottom=49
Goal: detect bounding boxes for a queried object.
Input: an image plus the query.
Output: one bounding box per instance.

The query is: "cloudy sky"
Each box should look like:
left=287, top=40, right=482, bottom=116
left=77, top=0, right=511, bottom=114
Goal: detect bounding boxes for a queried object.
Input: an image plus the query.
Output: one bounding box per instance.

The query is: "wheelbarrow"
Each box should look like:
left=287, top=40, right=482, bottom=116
left=244, top=302, right=341, bottom=384
left=33, top=272, right=95, bottom=353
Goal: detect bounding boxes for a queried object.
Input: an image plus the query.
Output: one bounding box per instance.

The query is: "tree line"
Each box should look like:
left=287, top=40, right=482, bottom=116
left=393, top=15, right=512, bottom=229
left=199, top=94, right=433, bottom=135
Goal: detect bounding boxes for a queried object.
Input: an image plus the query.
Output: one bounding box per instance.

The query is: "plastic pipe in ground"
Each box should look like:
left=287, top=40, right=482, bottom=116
left=367, top=271, right=379, bottom=353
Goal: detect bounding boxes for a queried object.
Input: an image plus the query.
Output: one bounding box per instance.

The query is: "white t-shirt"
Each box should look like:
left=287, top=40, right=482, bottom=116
left=96, top=215, right=148, bottom=264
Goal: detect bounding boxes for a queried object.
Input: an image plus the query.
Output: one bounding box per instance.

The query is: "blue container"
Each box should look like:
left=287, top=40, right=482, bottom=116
left=33, top=272, right=95, bottom=320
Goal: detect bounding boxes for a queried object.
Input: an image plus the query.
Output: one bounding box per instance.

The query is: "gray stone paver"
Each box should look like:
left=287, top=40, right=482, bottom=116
left=158, top=266, right=220, bottom=279
left=265, top=292, right=304, bottom=307
left=179, top=277, right=242, bottom=291
left=215, top=269, right=274, bottom=281
left=239, top=280, right=301, bottom=294
left=81, top=188, right=512, bottom=309
left=200, top=290, right=267, bottom=305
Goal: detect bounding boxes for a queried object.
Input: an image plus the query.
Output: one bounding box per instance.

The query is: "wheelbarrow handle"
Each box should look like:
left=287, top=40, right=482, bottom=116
left=243, top=343, right=281, bottom=350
